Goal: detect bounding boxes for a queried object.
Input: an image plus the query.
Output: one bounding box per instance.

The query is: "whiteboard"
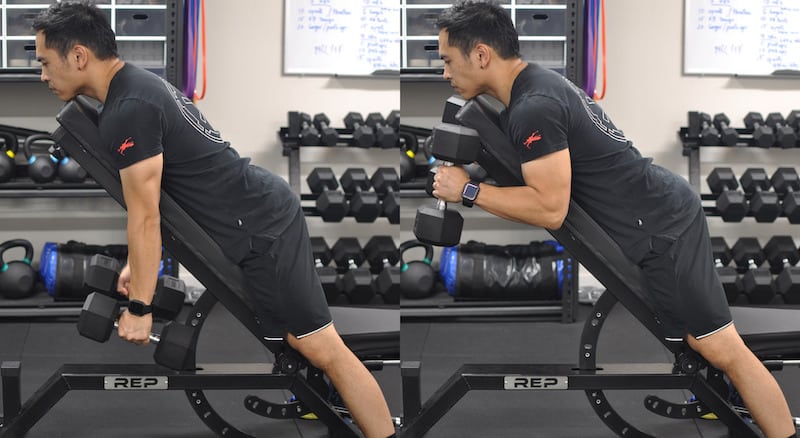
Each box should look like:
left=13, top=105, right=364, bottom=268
left=284, top=0, right=400, bottom=76
left=684, top=0, right=800, bottom=76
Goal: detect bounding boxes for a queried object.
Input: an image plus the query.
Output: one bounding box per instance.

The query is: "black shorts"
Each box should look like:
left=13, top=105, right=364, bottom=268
left=638, top=209, right=732, bottom=341
left=239, top=209, right=332, bottom=341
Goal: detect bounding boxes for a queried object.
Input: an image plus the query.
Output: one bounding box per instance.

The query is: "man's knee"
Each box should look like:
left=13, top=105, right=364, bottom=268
left=687, top=324, right=750, bottom=372
left=288, top=324, right=347, bottom=372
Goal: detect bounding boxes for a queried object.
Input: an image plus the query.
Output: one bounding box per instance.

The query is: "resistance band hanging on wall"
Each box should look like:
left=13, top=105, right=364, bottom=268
left=583, top=0, right=606, bottom=100
left=182, top=0, right=207, bottom=101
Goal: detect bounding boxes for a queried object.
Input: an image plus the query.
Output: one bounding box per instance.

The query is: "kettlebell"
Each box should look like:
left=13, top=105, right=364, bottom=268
left=23, top=133, right=58, bottom=183
left=399, top=240, right=436, bottom=299
left=57, top=153, right=87, bottom=183
left=0, top=131, right=18, bottom=183
left=0, top=239, right=37, bottom=299
left=399, top=132, right=419, bottom=183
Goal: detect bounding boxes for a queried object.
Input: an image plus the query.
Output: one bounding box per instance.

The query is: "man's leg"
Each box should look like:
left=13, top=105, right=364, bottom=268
left=289, top=324, right=395, bottom=438
left=688, top=324, right=795, bottom=438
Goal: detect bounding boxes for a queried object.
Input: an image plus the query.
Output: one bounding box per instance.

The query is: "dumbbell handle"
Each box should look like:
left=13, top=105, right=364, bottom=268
left=432, top=162, right=455, bottom=211
left=113, top=320, right=161, bottom=344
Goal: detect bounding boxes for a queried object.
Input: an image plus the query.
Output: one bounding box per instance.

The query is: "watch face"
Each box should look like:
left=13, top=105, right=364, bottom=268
left=463, top=183, right=479, bottom=200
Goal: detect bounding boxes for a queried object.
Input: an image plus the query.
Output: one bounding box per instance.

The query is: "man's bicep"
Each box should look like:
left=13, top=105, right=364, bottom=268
left=120, top=154, right=163, bottom=213
left=522, top=148, right=571, bottom=208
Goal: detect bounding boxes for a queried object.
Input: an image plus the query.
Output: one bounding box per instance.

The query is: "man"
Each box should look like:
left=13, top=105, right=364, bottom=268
left=33, top=3, right=395, bottom=437
left=430, top=2, right=795, bottom=437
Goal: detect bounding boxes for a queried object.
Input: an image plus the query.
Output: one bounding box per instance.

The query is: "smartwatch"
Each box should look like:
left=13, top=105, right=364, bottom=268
left=127, top=299, right=153, bottom=317
left=462, top=179, right=481, bottom=207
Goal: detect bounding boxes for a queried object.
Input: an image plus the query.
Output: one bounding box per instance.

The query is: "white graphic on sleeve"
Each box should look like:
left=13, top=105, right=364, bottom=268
left=161, top=78, right=224, bottom=143
left=564, top=78, right=628, bottom=143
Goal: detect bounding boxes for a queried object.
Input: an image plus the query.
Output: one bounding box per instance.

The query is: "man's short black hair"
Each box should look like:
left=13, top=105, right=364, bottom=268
left=436, top=0, right=521, bottom=60
left=33, top=1, right=118, bottom=60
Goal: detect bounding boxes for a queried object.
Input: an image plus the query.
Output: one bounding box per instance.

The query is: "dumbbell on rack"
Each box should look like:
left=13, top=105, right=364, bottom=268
left=366, top=113, right=399, bottom=149
left=312, top=113, right=339, bottom=146
left=732, top=238, right=775, bottom=304
left=770, top=167, right=800, bottom=224
left=743, top=112, right=775, bottom=148
left=311, top=237, right=344, bottom=305
left=332, top=238, right=375, bottom=305
left=740, top=168, right=779, bottom=223
left=341, top=168, right=381, bottom=223
left=763, top=236, right=800, bottom=304
left=363, top=235, right=400, bottom=305
left=765, top=112, right=798, bottom=149
left=712, top=113, right=739, bottom=146
left=413, top=123, right=482, bottom=246
left=698, top=112, right=719, bottom=146
left=706, top=167, right=747, bottom=222
left=306, top=167, right=348, bottom=222
left=711, top=237, right=740, bottom=304
left=370, top=167, right=400, bottom=224
left=298, top=113, right=321, bottom=146
left=344, top=112, right=376, bottom=148
left=386, top=110, right=400, bottom=132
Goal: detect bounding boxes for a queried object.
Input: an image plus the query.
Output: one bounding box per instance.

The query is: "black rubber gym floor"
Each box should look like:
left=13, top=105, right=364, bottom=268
left=1, top=301, right=797, bottom=437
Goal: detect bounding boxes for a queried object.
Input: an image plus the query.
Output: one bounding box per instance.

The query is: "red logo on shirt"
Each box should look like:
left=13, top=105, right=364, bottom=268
left=523, top=131, right=542, bottom=149
left=117, top=137, right=135, bottom=155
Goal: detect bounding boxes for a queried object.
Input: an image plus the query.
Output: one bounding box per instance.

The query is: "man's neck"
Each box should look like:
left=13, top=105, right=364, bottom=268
left=486, top=59, right=527, bottom=107
left=85, top=58, right=125, bottom=104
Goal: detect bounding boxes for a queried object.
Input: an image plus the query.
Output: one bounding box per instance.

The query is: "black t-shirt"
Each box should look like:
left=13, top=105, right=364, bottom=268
left=98, top=64, right=298, bottom=263
left=504, top=64, right=700, bottom=263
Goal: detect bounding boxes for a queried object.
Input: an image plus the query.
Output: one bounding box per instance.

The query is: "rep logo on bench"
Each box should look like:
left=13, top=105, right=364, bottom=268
left=503, top=376, right=568, bottom=390
left=103, top=376, right=168, bottom=390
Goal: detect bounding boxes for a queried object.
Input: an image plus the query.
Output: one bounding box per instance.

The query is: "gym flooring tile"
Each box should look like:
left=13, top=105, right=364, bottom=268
left=0, top=304, right=401, bottom=437
left=401, top=303, right=800, bottom=437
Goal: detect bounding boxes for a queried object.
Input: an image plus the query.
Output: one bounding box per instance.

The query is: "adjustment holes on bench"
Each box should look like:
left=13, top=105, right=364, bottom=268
left=532, top=14, right=549, bottom=21
left=133, top=14, right=149, bottom=20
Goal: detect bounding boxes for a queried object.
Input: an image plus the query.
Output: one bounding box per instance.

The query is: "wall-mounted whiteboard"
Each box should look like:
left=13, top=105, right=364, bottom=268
left=684, top=0, right=800, bottom=76
left=284, top=0, right=400, bottom=76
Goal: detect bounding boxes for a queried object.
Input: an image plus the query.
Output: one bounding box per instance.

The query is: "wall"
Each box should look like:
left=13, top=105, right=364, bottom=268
left=400, top=0, right=800, bottom=285
left=0, top=0, right=400, bottom=263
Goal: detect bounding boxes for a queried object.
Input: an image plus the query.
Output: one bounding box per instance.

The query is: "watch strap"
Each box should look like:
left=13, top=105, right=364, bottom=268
left=128, top=299, right=153, bottom=316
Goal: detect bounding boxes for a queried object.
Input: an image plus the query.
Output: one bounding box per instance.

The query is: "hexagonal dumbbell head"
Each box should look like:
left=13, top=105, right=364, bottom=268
left=698, top=112, right=719, bottom=146
left=770, top=167, right=800, bottom=224
left=298, top=113, right=320, bottom=146
left=414, top=205, right=464, bottom=247
left=743, top=112, right=775, bottom=148
left=430, top=123, right=482, bottom=164
left=312, top=113, right=339, bottom=146
left=712, top=113, right=738, bottom=146
left=366, top=112, right=398, bottom=149
left=386, top=110, right=400, bottom=131
left=765, top=112, right=797, bottom=149
left=344, top=112, right=376, bottom=148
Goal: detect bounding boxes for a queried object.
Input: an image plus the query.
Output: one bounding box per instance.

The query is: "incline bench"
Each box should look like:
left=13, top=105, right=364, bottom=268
left=0, top=96, right=399, bottom=438
left=399, top=95, right=800, bottom=437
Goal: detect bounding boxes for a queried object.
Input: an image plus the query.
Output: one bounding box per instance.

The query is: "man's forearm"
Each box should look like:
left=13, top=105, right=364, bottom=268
left=475, top=183, right=566, bottom=230
left=126, top=214, right=161, bottom=304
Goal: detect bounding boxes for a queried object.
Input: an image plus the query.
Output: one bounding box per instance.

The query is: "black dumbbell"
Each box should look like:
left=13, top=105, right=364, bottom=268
left=298, top=113, right=320, bottom=146
left=311, top=236, right=345, bottom=305
left=743, top=112, right=775, bottom=148
left=365, top=112, right=398, bottom=149
left=740, top=168, right=780, bottom=222
left=370, top=167, right=400, bottom=224
left=0, top=131, right=18, bottom=183
left=732, top=238, right=775, bottom=304
left=706, top=167, right=747, bottom=222
left=307, top=167, right=347, bottom=222
left=341, top=168, right=381, bottom=223
left=363, top=235, right=400, bottom=305
left=764, top=236, right=800, bottom=304
left=331, top=238, right=375, bottom=304
left=386, top=110, right=400, bottom=132
left=698, top=112, right=719, bottom=145
left=84, top=254, right=186, bottom=320
left=785, top=110, right=800, bottom=146
left=23, top=134, right=58, bottom=183
left=343, top=112, right=376, bottom=148
left=78, top=292, right=196, bottom=370
left=312, top=113, right=339, bottom=146
left=711, top=237, right=740, bottom=304
left=765, top=112, right=797, bottom=149
left=413, top=123, right=482, bottom=246
left=770, top=167, right=800, bottom=224
left=712, top=113, right=739, bottom=146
